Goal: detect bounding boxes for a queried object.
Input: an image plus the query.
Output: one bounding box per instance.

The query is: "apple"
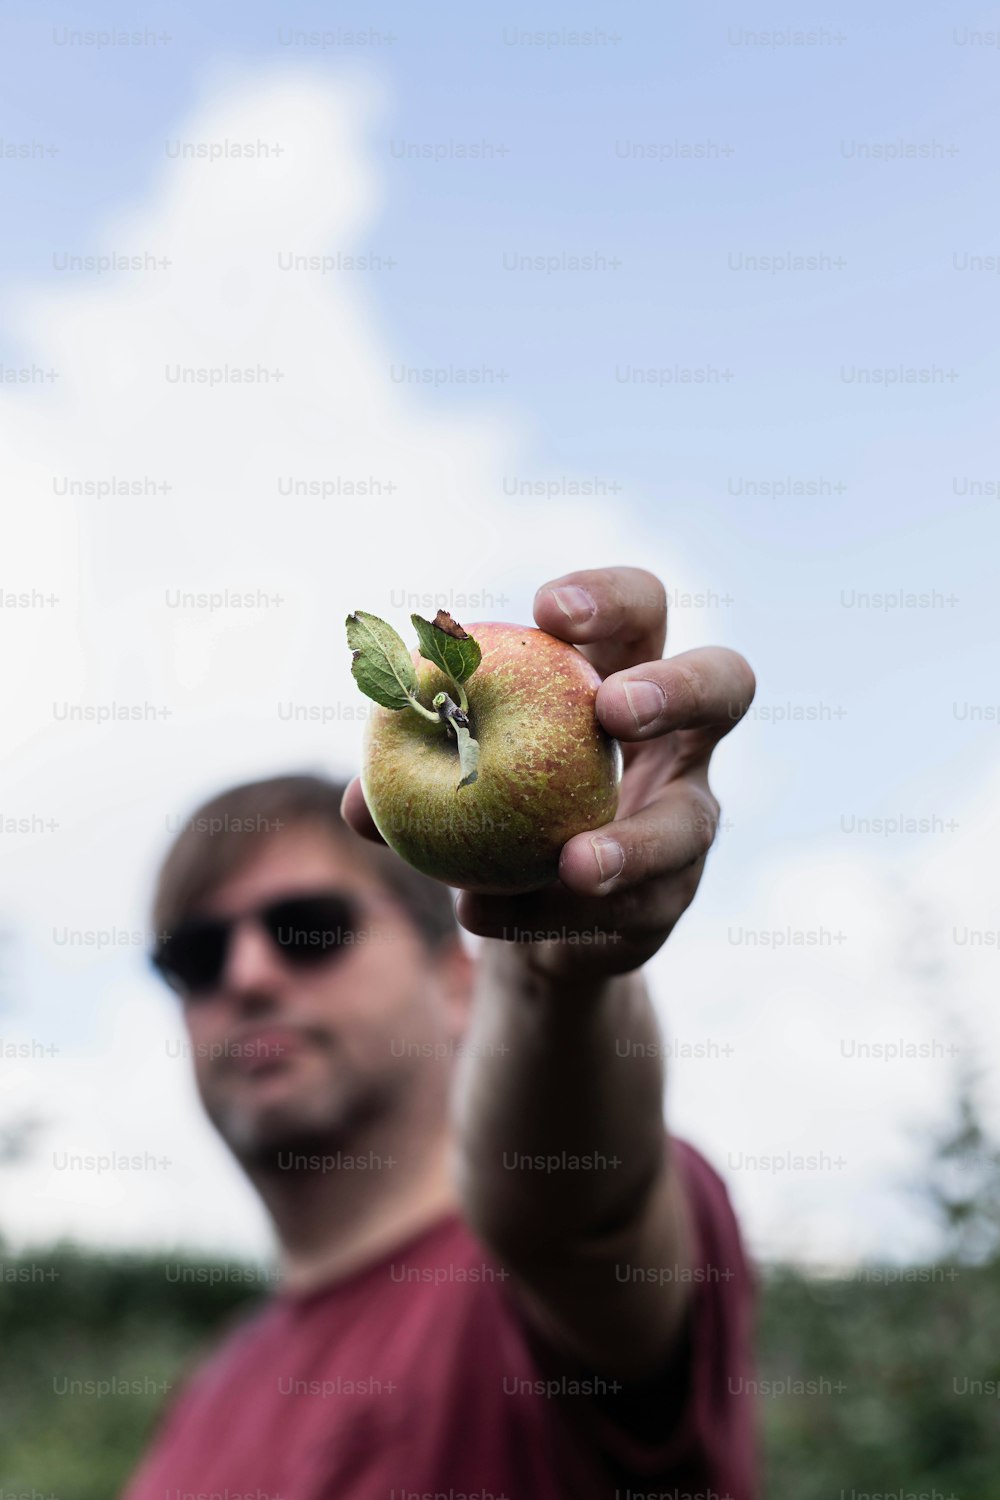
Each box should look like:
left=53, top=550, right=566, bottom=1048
left=345, top=609, right=622, bottom=894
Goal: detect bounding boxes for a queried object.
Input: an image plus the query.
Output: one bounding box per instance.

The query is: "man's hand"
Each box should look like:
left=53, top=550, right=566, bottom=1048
left=454, top=565, right=755, bottom=978
left=340, top=566, right=755, bottom=977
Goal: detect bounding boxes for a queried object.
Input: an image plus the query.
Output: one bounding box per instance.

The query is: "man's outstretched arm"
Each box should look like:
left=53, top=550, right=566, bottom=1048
left=453, top=944, right=693, bottom=1380
left=450, top=566, right=755, bottom=1381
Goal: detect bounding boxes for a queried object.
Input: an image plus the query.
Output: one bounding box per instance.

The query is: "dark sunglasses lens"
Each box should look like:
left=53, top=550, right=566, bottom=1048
left=264, top=895, right=356, bottom=964
left=155, top=921, right=229, bottom=995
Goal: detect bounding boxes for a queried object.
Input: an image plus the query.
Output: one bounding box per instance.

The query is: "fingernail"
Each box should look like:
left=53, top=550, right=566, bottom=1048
left=623, top=679, right=665, bottom=730
left=590, top=836, right=624, bottom=887
left=550, top=585, right=596, bottom=624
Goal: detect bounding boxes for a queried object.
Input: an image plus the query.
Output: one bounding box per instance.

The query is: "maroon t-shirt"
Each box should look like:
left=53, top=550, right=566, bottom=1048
left=121, top=1139, right=756, bottom=1499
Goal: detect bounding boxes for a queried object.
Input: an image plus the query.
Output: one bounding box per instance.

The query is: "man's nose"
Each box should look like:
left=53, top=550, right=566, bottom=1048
left=219, top=918, right=289, bottom=997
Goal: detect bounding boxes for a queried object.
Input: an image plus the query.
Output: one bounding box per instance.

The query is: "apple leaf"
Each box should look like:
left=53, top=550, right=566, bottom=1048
left=346, top=610, right=421, bottom=711
left=452, top=723, right=480, bottom=788
left=411, top=611, right=482, bottom=687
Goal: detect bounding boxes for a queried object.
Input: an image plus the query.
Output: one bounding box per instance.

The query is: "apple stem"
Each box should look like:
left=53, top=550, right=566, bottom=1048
left=406, top=693, right=442, bottom=725
left=432, top=691, right=470, bottom=733
left=431, top=690, right=481, bottom=788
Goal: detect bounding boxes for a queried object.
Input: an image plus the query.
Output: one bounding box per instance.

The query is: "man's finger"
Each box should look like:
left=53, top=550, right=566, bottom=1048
left=596, top=646, right=756, bottom=743
left=557, top=779, right=722, bottom=897
left=338, top=776, right=387, bottom=845
left=454, top=863, right=707, bottom=972
left=532, top=566, right=667, bottom=678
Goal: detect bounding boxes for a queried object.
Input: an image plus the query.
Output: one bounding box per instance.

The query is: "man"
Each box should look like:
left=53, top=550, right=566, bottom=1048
left=123, top=566, right=758, bottom=1499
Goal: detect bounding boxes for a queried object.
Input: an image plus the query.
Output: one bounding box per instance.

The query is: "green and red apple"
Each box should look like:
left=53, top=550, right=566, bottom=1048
left=345, top=608, right=622, bottom=894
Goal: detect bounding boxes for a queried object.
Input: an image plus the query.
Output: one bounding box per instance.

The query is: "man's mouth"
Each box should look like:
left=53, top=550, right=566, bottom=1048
left=227, top=1027, right=316, bottom=1076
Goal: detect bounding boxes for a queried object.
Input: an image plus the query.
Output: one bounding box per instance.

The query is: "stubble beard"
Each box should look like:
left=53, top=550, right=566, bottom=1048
left=203, top=1061, right=401, bottom=1178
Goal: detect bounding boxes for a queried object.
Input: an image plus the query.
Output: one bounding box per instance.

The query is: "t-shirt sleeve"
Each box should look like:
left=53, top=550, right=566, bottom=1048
left=516, top=1137, right=757, bottom=1491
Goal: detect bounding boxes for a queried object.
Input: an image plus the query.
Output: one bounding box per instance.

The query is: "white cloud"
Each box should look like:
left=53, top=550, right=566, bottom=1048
left=0, top=66, right=694, bottom=1257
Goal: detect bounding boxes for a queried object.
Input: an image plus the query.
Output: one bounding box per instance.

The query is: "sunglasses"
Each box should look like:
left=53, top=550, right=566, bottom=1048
left=151, top=889, right=366, bottom=997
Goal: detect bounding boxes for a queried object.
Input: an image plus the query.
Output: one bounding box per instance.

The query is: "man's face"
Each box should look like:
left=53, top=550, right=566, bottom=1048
left=175, top=822, right=470, bottom=1166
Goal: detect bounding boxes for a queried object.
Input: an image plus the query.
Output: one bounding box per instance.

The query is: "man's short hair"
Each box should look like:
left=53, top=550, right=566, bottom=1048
left=152, top=772, right=460, bottom=954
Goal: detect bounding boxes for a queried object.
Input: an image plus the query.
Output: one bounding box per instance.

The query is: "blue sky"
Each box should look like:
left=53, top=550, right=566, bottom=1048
left=1, top=1, right=998, bottom=1264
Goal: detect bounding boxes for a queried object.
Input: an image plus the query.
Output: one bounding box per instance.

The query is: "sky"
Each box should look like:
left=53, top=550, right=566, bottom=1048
left=1, top=0, right=998, bottom=1270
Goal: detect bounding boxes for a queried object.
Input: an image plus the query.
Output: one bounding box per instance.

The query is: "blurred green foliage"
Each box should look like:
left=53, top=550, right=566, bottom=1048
left=0, top=1241, right=270, bottom=1497
left=757, top=1257, right=1000, bottom=1498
